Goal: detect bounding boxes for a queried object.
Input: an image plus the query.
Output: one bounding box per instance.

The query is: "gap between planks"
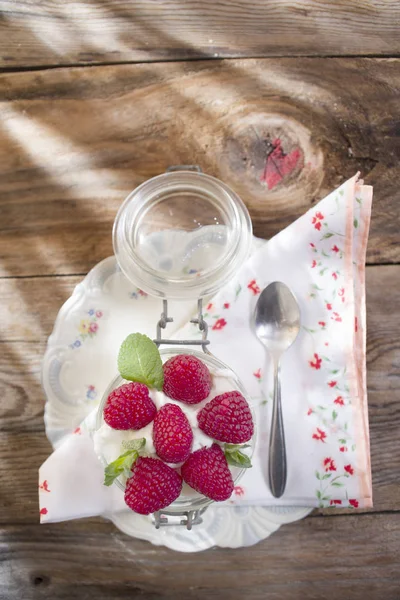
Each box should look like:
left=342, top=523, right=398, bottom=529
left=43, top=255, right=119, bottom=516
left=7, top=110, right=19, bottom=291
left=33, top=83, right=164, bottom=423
left=2, top=52, right=400, bottom=76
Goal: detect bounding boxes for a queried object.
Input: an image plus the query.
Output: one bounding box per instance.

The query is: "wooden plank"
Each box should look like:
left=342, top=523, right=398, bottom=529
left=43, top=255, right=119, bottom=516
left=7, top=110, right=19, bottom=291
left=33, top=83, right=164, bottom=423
left=1, top=514, right=400, bottom=599
left=0, top=276, right=80, bottom=341
left=0, top=59, right=399, bottom=277
left=0, top=266, right=398, bottom=524
left=1, top=0, right=400, bottom=69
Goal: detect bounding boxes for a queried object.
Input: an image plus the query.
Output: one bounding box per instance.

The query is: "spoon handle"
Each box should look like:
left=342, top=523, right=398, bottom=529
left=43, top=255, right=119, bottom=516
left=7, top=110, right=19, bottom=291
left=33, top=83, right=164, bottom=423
left=268, top=361, right=287, bottom=498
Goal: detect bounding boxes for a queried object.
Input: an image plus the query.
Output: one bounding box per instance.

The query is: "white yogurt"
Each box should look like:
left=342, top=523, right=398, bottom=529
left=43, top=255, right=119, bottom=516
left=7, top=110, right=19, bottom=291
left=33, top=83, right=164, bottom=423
left=93, top=368, right=238, bottom=467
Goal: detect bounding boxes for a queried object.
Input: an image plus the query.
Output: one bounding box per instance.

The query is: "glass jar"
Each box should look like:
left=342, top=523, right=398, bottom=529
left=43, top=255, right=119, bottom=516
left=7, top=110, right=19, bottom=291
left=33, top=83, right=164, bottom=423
left=113, top=168, right=252, bottom=299
left=94, top=347, right=255, bottom=528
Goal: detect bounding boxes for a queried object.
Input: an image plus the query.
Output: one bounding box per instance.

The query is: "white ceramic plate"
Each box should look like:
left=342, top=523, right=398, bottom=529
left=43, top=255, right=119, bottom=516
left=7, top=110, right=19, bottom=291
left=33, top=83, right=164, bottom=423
left=42, top=252, right=312, bottom=552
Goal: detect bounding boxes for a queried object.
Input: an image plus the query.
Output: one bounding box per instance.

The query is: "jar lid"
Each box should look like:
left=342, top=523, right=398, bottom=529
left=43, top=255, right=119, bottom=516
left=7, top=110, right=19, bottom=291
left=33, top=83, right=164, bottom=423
left=113, top=170, right=252, bottom=299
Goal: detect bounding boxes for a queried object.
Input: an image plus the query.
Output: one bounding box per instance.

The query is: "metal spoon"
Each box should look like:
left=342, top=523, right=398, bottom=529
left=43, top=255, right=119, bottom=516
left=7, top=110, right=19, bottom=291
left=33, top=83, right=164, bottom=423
left=253, top=282, right=301, bottom=498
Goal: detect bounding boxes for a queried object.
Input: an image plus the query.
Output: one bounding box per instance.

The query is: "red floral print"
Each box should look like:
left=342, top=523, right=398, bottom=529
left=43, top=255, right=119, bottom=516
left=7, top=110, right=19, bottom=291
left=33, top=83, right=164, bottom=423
left=355, top=317, right=358, bottom=332
left=40, top=508, right=48, bottom=516
left=332, top=244, right=340, bottom=253
left=332, top=312, right=342, bottom=322
left=311, top=260, right=317, bottom=268
left=323, top=457, right=336, bottom=472
left=326, top=303, right=332, bottom=310
left=39, top=480, right=51, bottom=493
left=95, top=310, right=103, bottom=318
left=223, top=303, right=230, bottom=309
left=89, top=321, right=98, bottom=333
left=73, top=427, right=81, bottom=435
left=312, top=428, right=327, bottom=442
left=349, top=499, right=359, bottom=508
left=344, top=464, right=354, bottom=475
left=328, top=381, right=337, bottom=388
left=253, top=368, right=262, bottom=379
left=318, top=321, right=326, bottom=328
left=309, top=353, right=322, bottom=370
left=330, top=499, right=342, bottom=506
left=247, top=279, right=261, bottom=295
left=312, top=211, right=324, bottom=231
left=206, top=303, right=213, bottom=311
left=307, top=408, right=313, bottom=416
left=233, top=485, right=245, bottom=497
left=212, top=318, right=227, bottom=331
left=339, top=446, right=348, bottom=452
left=332, top=272, right=338, bottom=280
left=310, top=242, right=316, bottom=249
left=138, top=289, right=148, bottom=297
left=334, top=396, right=345, bottom=406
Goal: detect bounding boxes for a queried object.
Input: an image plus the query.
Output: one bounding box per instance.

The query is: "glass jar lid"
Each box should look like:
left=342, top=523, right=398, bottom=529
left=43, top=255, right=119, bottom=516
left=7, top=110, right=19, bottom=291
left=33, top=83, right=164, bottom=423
left=113, top=169, right=252, bottom=299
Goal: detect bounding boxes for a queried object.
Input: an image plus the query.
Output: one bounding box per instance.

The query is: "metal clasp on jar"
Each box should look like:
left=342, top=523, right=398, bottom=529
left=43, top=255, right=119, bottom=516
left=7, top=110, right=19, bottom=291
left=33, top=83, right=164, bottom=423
left=153, top=507, right=207, bottom=530
left=154, top=298, right=211, bottom=355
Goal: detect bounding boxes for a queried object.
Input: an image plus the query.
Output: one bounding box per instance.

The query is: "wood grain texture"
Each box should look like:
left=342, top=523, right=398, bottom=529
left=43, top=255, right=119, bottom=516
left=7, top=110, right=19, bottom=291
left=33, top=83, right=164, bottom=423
left=0, top=267, right=399, bottom=525
left=1, top=38, right=399, bottom=598
left=1, top=514, right=400, bottom=600
left=1, top=0, right=400, bottom=68
left=1, top=58, right=399, bottom=278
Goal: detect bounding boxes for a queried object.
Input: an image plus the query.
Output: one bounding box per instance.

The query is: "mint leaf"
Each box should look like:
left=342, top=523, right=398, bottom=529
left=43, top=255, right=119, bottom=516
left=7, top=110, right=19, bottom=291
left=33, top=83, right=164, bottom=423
left=225, top=443, right=251, bottom=452
left=104, top=444, right=144, bottom=486
left=122, top=438, right=146, bottom=452
left=224, top=444, right=252, bottom=469
left=118, top=333, right=164, bottom=390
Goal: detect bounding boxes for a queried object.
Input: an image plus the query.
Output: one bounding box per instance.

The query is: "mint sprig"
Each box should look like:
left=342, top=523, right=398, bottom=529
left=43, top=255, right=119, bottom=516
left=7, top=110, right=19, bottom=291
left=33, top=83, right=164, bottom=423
left=104, top=438, right=146, bottom=486
left=121, top=438, right=146, bottom=452
left=117, top=333, right=164, bottom=390
left=224, top=443, right=252, bottom=469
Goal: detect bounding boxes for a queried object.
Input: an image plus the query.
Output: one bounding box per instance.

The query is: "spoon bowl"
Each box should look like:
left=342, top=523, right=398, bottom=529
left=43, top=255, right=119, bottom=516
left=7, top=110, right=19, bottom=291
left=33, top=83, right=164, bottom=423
left=254, top=282, right=301, bottom=357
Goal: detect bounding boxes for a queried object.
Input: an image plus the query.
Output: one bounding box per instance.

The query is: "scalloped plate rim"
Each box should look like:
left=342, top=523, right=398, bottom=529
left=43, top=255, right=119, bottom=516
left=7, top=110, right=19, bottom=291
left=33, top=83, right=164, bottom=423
left=42, top=252, right=313, bottom=551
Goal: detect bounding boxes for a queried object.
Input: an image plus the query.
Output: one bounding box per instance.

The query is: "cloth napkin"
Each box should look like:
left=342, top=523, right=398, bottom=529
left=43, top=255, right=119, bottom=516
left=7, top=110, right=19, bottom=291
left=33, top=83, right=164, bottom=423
left=39, top=173, right=373, bottom=523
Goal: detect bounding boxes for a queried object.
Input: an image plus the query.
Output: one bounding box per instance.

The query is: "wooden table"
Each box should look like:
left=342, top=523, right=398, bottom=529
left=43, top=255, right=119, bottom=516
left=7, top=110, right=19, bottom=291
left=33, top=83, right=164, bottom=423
left=1, top=1, right=399, bottom=598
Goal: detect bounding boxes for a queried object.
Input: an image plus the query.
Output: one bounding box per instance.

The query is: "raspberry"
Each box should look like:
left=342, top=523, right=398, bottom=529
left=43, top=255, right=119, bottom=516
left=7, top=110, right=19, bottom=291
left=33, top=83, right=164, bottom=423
left=181, top=444, right=234, bottom=501
left=104, top=382, right=156, bottom=430
left=197, top=391, right=254, bottom=443
left=124, top=457, right=182, bottom=515
left=163, top=354, right=212, bottom=404
left=153, top=403, right=193, bottom=463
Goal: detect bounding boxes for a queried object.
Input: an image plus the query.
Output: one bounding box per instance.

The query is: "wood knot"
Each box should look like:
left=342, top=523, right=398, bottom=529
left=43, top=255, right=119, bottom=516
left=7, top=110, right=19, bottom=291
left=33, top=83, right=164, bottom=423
left=217, top=113, right=324, bottom=214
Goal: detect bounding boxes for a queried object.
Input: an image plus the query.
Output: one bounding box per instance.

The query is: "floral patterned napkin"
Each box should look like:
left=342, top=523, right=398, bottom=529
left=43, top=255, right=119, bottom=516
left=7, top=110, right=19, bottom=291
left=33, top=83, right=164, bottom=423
left=39, top=173, right=372, bottom=522
left=172, top=173, right=373, bottom=508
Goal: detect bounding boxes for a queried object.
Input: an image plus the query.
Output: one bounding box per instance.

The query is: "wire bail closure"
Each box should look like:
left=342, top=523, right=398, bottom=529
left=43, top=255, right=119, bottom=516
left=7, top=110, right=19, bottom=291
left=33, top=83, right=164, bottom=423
left=154, top=298, right=210, bottom=355
left=153, top=296, right=212, bottom=530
